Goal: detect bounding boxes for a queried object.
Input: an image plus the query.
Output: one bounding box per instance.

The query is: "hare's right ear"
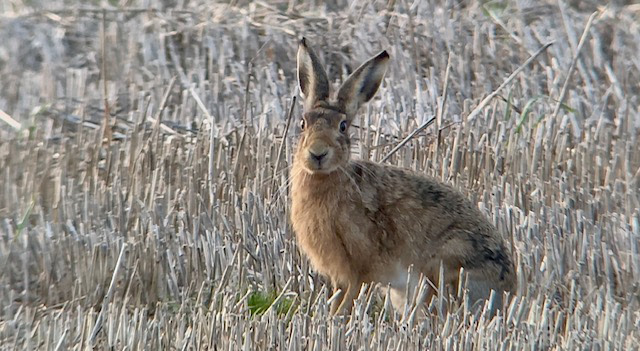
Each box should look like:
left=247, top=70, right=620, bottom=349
left=336, top=50, right=389, bottom=118
left=297, top=37, right=330, bottom=110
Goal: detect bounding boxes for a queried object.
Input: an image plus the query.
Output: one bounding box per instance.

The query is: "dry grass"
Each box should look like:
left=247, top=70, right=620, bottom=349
left=1, top=0, right=640, bottom=349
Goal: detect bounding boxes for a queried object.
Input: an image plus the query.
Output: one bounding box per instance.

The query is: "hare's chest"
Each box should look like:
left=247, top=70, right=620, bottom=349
left=292, top=201, right=371, bottom=282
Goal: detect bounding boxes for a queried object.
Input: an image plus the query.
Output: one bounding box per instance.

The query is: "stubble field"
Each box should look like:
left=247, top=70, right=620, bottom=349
left=1, top=0, right=639, bottom=349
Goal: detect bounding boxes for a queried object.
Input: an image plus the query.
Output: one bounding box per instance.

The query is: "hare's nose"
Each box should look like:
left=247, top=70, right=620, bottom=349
left=309, top=150, right=328, bottom=163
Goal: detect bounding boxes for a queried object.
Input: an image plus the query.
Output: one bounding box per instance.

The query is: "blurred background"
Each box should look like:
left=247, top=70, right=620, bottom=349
left=1, top=0, right=639, bottom=349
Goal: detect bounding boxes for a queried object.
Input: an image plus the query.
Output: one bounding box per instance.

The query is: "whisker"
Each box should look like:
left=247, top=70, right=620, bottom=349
left=356, top=161, right=383, bottom=184
left=338, top=165, right=362, bottom=198
left=341, top=168, right=366, bottom=202
left=261, top=163, right=293, bottom=186
left=266, top=166, right=304, bottom=214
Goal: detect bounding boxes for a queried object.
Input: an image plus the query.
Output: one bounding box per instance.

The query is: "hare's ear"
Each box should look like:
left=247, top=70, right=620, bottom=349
left=297, top=37, right=330, bottom=110
left=336, top=50, right=389, bottom=118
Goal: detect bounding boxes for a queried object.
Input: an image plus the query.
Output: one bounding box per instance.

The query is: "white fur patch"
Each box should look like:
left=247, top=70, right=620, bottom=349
left=386, top=263, right=420, bottom=312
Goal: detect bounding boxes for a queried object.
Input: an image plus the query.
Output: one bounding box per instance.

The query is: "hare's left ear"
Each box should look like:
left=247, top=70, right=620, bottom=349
left=297, top=37, right=330, bottom=110
left=336, top=50, right=389, bottom=118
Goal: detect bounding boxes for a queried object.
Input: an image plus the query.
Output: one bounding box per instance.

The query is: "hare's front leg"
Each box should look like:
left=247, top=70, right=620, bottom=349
left=330, top=281, right=360, bottom=316
left=329, top=283, right=345, bottom=315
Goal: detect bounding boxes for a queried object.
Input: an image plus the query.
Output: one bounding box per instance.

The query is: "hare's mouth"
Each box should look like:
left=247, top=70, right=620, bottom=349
left=304, top=159, right=333, bottom=174
left=304, top=166, right=337, bottom=175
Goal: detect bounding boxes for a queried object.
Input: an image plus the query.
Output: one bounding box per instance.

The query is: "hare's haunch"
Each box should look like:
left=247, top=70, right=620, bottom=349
left=290, top=38, right=516, bottom=316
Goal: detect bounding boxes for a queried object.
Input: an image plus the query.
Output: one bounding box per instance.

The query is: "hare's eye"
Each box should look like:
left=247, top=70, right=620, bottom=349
left=339, top=120, right=348, bottom=133
left=300, top=119, right=306, bottom=130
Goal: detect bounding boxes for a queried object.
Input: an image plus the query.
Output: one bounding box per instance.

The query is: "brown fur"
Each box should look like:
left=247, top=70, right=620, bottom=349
left=290, top=38, right=516, bottom=316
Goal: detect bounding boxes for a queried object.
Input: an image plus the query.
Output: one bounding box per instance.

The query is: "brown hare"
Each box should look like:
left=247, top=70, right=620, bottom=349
left=290, top=38, right=516, bottom=316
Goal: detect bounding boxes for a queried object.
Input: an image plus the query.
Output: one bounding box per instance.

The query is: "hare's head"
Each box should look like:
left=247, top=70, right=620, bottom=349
left=295, top=38, right=389, bottom=174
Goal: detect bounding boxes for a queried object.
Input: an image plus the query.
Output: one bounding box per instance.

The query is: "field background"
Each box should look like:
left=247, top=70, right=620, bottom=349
left=1, top=0, right=640, bottom=349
